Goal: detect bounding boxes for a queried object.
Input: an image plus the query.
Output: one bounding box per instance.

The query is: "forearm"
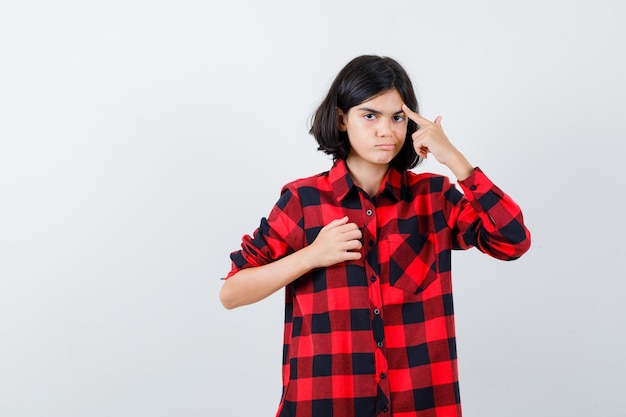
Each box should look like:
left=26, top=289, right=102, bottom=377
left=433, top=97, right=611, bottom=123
left=444, top=150, right=474, bottom=181
left=219, top=246, right=316, bottom=310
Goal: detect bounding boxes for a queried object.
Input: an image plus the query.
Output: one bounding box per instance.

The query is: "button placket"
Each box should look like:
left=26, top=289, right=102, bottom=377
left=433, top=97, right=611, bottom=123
left=361, top=197, right=390, bottom=408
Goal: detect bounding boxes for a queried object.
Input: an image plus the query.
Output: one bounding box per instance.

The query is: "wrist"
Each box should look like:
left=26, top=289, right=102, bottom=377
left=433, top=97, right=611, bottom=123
left=445, top=151, right=473, bottom=181
left=298, top=245, right=319, bottom=271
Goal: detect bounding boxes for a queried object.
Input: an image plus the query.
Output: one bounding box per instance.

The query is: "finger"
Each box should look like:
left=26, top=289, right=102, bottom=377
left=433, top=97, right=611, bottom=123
left=338, top=226, right=362, bottom=238
left=322, top=216, right=349, bottom=230
left=346, top=231, right=363, bottom=243
left=333, top=223, right=361, bottom=235
left=412, top=139, right=429, bottom=158
left=343, top=239, right=362, bottom=251
left=342, top=222, right=361, bottom=231
left=337, top=240, right=363, bottom=252
left=401, top=104, right=433, bottom=125
left=340, top=234, right=363, bottom=248
left=341, top=251, right=362, bottom=261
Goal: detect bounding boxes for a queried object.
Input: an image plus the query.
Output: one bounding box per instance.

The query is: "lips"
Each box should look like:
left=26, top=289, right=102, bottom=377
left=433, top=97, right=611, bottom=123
left=376, top=144, right=396, bottom=151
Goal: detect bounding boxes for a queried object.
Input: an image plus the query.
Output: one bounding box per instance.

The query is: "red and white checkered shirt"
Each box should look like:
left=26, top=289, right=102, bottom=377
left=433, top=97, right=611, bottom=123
left=226, top=159, right=530, bottom=417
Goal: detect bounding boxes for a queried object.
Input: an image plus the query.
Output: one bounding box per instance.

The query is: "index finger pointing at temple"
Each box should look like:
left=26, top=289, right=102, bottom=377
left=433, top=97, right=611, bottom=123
left=402, top=104, right=432, bottom=125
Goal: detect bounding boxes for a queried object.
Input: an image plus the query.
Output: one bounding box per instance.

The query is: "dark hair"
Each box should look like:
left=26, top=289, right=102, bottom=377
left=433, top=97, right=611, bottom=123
left=309, top=55, right=421, bottom=170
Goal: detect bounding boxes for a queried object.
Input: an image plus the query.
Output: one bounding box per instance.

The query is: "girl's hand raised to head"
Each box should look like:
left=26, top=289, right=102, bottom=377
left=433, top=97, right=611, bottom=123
left=303, top=216, right=362, bottom=269
left=402, top=104, right=474, bottom=181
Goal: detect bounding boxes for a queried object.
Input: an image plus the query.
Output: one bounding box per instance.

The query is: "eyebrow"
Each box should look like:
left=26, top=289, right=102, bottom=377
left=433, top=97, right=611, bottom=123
left=356, top=107, right=405, bottom=115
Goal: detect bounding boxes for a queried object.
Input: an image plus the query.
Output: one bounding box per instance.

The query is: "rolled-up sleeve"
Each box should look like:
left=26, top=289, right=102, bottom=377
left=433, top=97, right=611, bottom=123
left=448, top=167, right=531, bottom=260
left=225, top=185, right=305, bottom=279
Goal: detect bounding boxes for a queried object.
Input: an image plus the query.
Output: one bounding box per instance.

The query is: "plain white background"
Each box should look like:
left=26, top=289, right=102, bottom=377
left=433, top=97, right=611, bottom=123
left=1, top=1, right=624, bottom=416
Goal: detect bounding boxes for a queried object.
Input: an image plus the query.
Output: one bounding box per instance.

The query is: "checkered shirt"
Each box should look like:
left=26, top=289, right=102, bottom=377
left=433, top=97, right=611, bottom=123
left=226, top=159, right=531, bottom=417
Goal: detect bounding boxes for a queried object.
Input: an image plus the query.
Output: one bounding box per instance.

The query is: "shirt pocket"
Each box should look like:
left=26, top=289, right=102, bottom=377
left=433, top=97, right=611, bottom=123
left=383, top=233, right=438, bottom=294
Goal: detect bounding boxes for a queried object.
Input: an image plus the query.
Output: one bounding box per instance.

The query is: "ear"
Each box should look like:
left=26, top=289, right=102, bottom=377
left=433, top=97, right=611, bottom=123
left=336, top=108, right=347, bottom=132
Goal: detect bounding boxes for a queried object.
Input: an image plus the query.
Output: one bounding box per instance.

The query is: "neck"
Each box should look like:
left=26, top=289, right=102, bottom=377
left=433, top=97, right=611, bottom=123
left=345, top=158, right=389, bottom=197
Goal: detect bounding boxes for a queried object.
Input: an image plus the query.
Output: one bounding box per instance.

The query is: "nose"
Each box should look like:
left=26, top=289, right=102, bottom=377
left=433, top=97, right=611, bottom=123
left=377, top=118, right=393, bottom=137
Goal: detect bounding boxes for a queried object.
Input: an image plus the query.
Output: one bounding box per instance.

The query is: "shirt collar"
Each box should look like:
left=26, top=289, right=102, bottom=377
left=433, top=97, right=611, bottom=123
left=328, top=159, right=404, bottom=202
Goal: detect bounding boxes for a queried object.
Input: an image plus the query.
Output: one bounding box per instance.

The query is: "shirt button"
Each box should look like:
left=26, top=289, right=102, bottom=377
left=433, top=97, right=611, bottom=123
left=373, top=309, right=380, bottom=315
left=377, top=341, right=383, bottom=348
left=383, top=407, right=388, bottom=412
left=380, top=373, right=387, bottom=379
left=470, top=185, right=477, bottom=190
left=366, top=209, right=373, bottom=216
left=368, top=240, right=374, bottom=247
left=370, top=276, right=377, bottom=282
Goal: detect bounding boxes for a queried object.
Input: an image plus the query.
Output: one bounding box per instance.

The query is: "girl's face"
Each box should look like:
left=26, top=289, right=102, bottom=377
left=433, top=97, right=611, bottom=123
left=338, top=88, right=408, bottom=172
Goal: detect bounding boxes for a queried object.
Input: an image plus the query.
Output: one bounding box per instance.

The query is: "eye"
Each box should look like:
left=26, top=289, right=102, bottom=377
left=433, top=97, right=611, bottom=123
left=364, top=113, right=376, bottom=120
left=393, top=114, right=406, bottom=122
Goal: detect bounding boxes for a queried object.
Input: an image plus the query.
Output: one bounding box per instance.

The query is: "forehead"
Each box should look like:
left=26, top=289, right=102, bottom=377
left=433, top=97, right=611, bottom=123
left=353, top=89, right=404, bottom=112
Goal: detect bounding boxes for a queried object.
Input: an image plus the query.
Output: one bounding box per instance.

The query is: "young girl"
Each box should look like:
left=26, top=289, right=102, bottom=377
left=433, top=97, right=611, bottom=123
left=220, top=55, right=531, bottom=417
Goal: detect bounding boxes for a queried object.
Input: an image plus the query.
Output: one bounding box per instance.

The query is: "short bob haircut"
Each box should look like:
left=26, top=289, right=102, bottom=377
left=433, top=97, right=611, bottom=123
left=310, top=55, right=421, bottom=170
